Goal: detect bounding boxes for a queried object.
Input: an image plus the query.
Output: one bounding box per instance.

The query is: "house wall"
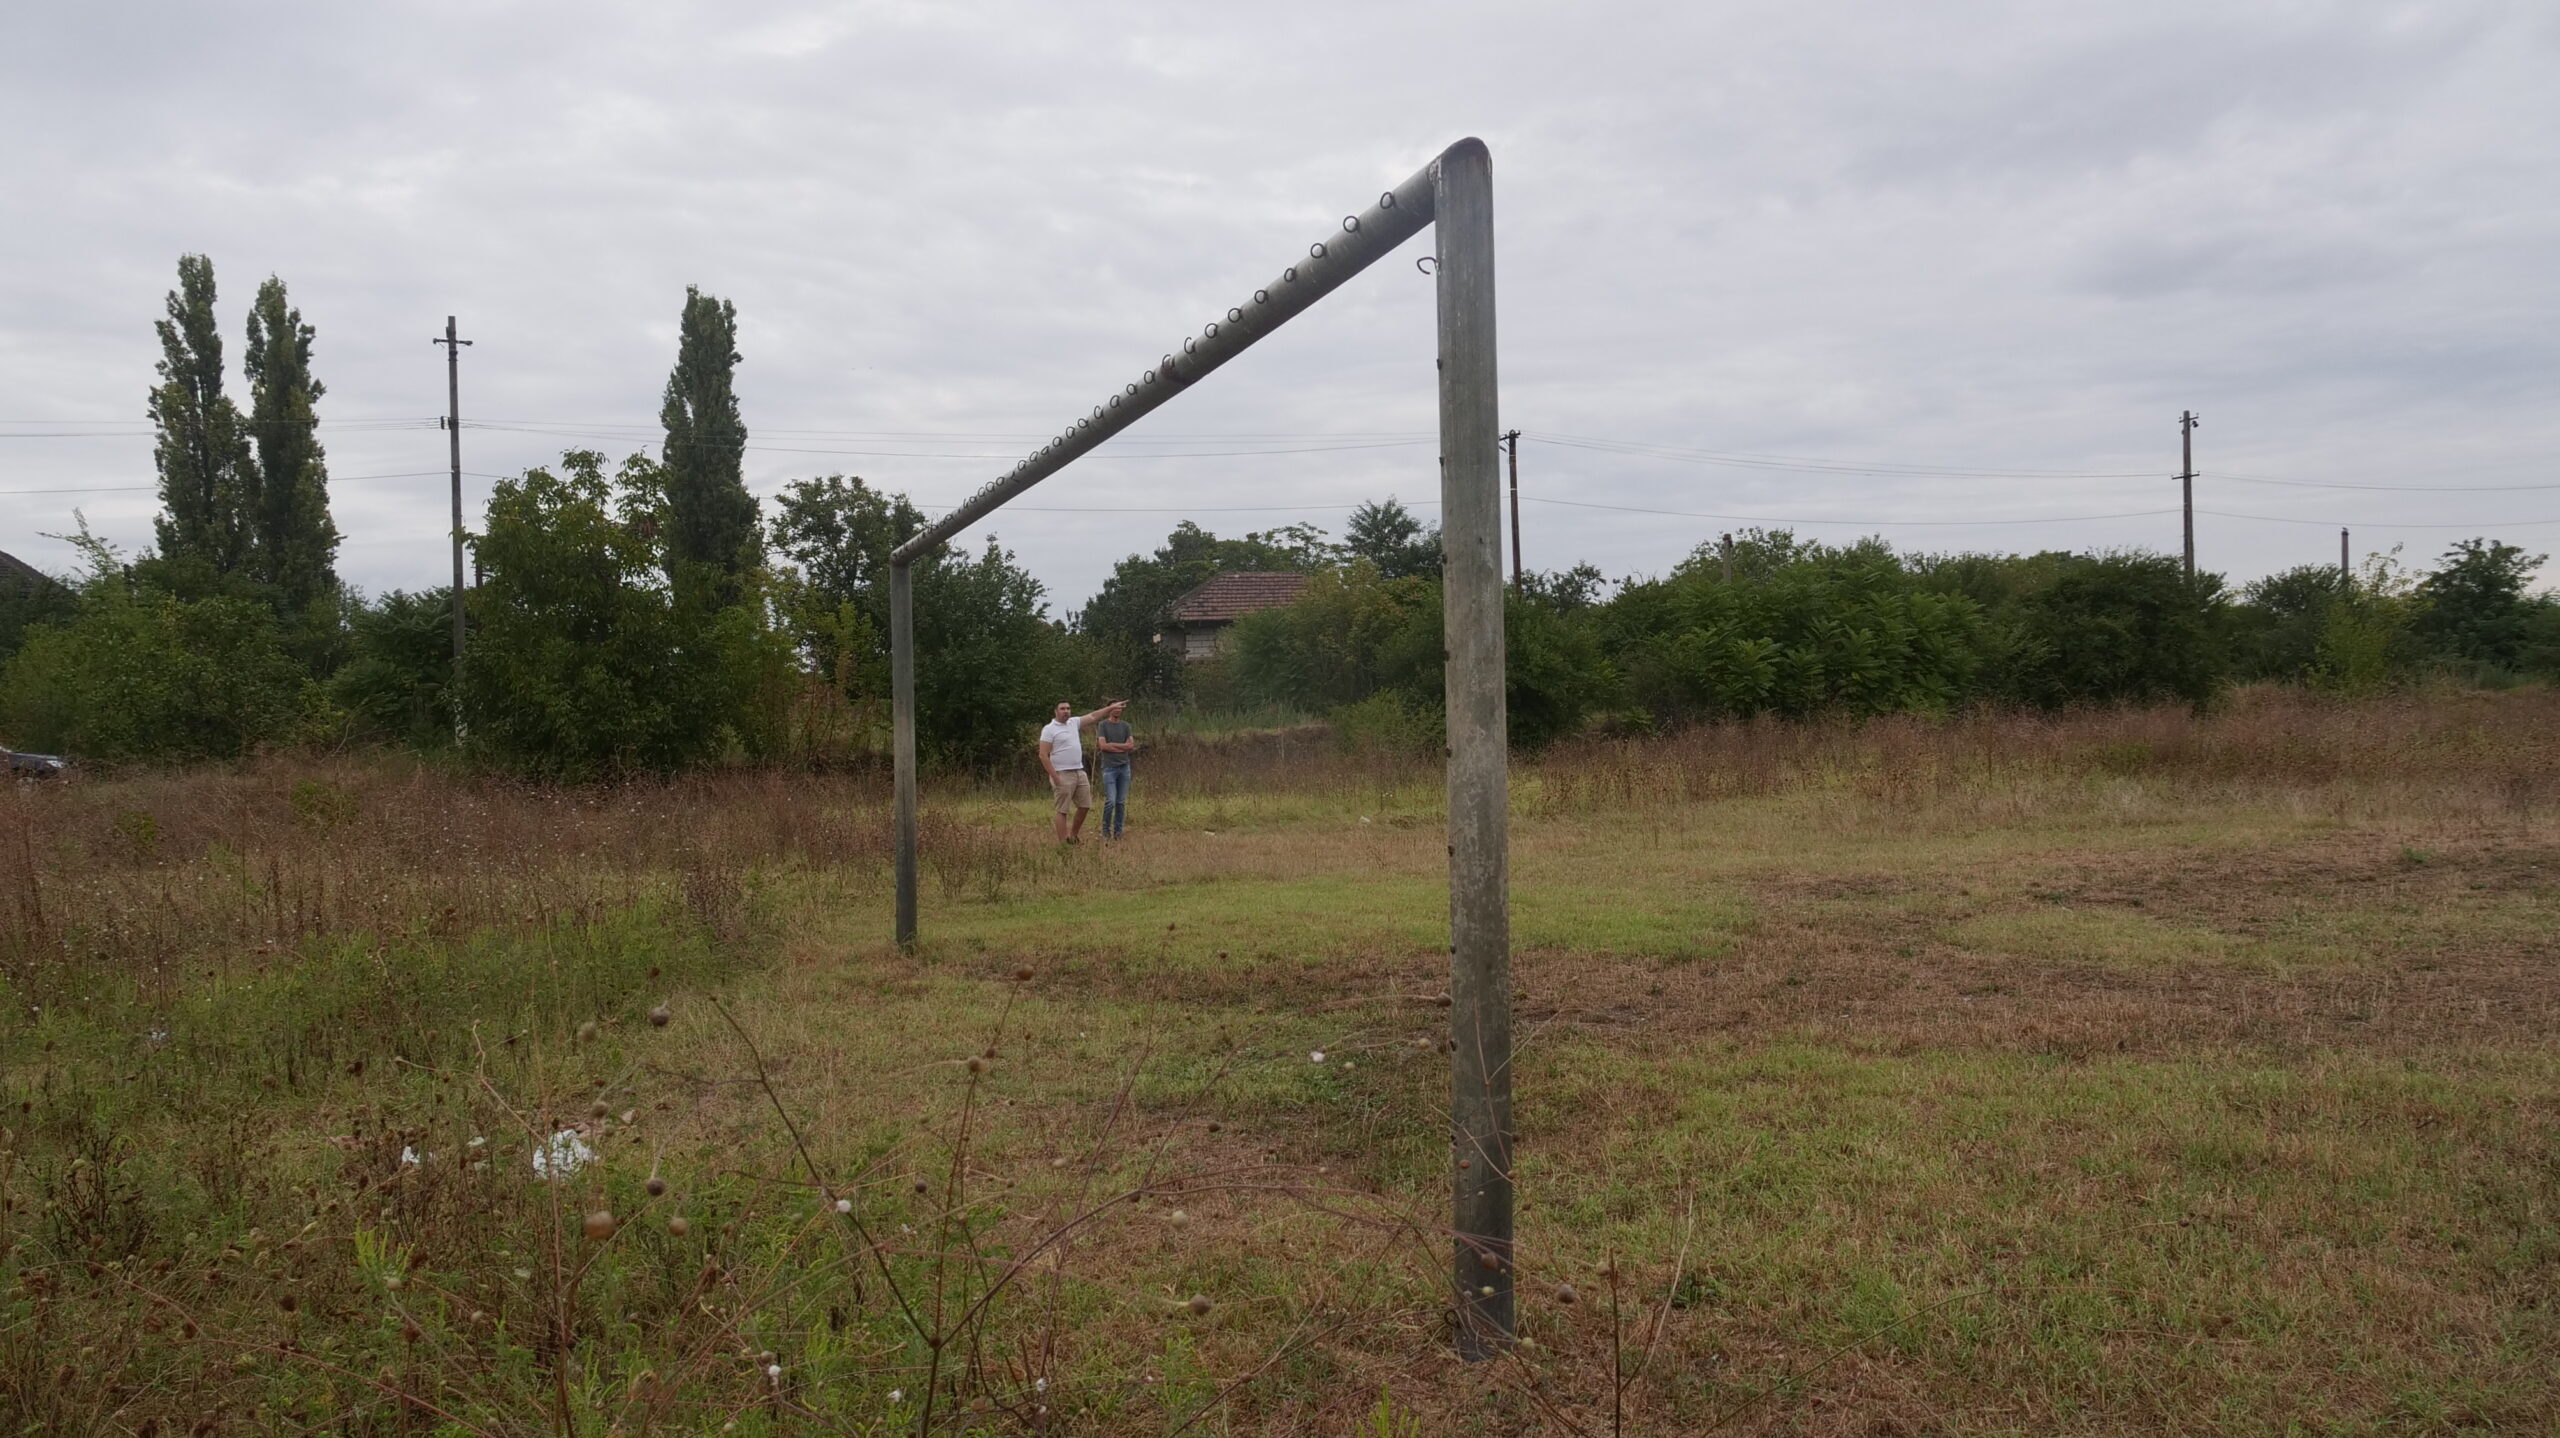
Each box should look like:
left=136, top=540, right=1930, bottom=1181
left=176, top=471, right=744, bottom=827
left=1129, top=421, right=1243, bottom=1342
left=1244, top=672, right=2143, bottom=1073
left=1182, top=626, right=1224, bottom=661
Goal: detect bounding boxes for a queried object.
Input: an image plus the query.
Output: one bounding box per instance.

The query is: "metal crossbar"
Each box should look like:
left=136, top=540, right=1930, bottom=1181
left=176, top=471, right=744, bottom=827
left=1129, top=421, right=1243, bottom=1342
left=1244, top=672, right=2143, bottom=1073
left=886, top=138, right=1513, bottom=1355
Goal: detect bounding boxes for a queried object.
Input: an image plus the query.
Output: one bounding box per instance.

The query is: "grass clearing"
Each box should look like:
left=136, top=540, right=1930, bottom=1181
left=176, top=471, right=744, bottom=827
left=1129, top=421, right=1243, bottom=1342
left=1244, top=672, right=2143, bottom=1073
left=4, top=689, right=2557, bottom=1432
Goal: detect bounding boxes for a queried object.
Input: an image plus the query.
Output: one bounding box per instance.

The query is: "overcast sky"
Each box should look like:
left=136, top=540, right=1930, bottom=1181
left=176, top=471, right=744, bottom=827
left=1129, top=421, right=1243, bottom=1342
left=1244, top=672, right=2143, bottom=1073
left=6, top=0, right=2556, bottom=612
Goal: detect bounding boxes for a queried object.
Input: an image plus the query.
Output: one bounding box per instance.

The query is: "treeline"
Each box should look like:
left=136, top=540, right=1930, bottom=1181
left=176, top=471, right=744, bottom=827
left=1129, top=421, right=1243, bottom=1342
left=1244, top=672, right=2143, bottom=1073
left=3, top=259, right=2553, bottom=774
left=0, top=265, right=1091, bottom=775
left=1094, top=525, right=2560, bottom=747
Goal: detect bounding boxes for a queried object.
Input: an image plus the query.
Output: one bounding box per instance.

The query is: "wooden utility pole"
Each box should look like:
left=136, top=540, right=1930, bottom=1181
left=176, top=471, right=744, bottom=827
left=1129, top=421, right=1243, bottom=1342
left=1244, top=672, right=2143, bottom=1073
left=1719, top=532, right=1736, bottom=583
left=2341, top=527, right=2351, bottom=588
left=1500, top=429, right=1523, bottom=592
left=433, top=317, right=473, bottom=735
left=2178, top=410, right=2200, bottom=584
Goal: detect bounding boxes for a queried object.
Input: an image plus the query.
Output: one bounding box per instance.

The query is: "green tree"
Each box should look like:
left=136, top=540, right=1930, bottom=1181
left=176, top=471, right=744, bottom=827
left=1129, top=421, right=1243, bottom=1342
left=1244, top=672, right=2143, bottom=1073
left=769, top=475, right=918, bottom=714
left=0, top=531, right=310, bottom=763
left=148, top=255, right=256, bottom=578
left=242, top=275, right=341, bottom=622
left=1343, top=497, right=1440, bottom=580
left=1607, top=535, right=1987, bottom=722
left=460, top=451, right=793, bottom=778
left=2414, top=539, right=2548, bottom=672
left=771, top=474, right=1090, bottom=770
left=1075, top=519, right=1334, bottom=699
left=660, top=288, right=759, bottom=602
left=1934, top=550, right=2225, bottom=709
left=1225, top=562, right=1435, bottom=711
left=331, top=588, right=457, bottom=747
left=2229, top=564, right=2350, bottom=682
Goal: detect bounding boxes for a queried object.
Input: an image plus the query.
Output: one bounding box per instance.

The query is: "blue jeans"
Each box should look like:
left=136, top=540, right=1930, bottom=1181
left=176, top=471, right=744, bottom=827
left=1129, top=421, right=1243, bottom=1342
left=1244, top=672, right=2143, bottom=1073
left=1099, top=765, right=1131, bottom=837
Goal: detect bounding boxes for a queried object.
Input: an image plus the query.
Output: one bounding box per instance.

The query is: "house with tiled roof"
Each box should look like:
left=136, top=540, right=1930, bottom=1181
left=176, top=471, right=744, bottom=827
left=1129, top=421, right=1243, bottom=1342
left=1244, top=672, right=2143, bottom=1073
left=1163, top=571, right=1310, bottom=661
left=0, top=550, right=50, bottom=596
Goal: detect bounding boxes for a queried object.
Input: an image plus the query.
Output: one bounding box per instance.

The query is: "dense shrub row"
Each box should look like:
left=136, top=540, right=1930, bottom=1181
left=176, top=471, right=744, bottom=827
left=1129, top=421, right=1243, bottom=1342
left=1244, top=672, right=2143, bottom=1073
left=1200, top=530, right=2559, bottom=747
left=7, top=515, right=2552, bottom=773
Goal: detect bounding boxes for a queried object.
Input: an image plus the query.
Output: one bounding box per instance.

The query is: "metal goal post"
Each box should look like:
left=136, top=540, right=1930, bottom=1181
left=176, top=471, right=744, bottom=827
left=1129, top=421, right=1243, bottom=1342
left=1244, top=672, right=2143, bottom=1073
left=886, top=137, right=1514, bottom=1355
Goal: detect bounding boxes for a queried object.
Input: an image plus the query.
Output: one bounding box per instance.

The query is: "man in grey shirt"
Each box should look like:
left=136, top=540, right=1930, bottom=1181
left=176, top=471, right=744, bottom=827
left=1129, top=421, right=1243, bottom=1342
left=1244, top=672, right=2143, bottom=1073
left=1094, top=702, right=1136, bottom=839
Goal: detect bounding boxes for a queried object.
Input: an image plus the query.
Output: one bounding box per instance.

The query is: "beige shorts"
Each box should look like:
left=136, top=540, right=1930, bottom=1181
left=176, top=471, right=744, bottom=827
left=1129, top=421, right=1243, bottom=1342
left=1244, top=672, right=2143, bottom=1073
left=1051, top=769, right=1093, bottom=814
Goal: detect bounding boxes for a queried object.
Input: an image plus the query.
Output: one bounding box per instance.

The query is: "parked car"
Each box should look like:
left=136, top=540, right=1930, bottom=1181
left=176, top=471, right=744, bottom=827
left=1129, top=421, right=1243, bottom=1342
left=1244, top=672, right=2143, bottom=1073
left=3, top=749, right=69, bottom=779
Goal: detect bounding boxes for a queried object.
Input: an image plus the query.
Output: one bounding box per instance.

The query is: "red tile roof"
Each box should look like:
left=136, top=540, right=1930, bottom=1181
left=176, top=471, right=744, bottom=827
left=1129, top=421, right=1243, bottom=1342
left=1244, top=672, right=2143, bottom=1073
left=1168, top=571, right=1311, bottom=625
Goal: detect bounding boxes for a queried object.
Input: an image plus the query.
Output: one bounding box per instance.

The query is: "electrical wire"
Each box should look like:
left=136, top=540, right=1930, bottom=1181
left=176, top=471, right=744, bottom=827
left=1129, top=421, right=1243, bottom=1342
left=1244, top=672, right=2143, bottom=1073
left=2198, top=508, right=2560, bottom=530
left=0, top=470, right=496, bottom=497
left=2204, top=470, right=2560, bottom=493
left=1525, top=432, right=2162, bottom=480
left=1523, top=496, right=2180, bottom=526
left=7, top=416, right=2554, bottom=526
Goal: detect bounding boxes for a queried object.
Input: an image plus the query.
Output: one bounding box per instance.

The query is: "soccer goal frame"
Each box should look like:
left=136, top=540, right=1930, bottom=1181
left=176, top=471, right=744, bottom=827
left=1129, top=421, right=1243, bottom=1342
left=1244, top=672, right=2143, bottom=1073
left=887, top=138, right=1513, bottom=1355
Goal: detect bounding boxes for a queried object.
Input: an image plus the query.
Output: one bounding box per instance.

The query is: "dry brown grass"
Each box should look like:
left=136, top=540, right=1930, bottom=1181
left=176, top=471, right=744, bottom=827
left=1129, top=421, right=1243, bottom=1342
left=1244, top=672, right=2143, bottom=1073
left=4, top=687, right=2557, bottom=1433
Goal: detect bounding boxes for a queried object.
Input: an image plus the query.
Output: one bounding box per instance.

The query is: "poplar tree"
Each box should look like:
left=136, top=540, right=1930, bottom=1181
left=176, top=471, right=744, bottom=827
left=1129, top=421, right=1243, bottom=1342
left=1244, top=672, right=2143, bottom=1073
left=149, top=255, right=255, bottom=576
left=660, top=287, right=759, bottom=601
left=243, top=275, right=341, bottom=616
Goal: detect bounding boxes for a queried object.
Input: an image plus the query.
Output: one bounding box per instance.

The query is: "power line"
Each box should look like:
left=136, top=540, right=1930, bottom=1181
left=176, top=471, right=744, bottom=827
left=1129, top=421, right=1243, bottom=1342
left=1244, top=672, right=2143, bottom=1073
left=1523, top=495, right=2181, bottom=526
left=2205, top=470, right=2560, bottom=493
left=2199, top=507, right=2560, bottom=530
left=1527, top=433, right=2162, bottom=480
left=7, top=415, right=2550, bottom=495
left=0, top=469, right=486, bottom=497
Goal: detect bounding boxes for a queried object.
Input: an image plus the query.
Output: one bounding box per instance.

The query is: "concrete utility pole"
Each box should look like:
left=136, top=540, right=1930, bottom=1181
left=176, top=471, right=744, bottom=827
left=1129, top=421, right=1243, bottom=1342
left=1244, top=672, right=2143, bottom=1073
left=1500, top=429, right=1523, bottom=592
left=2341, top=527, right=2352, bottom=588
left=2179, top=410, right=2200, bottom=585
left=433, top=317, right=473, bottom=738
left=1720, top=532, right=1736, bottom=583
left=1434, top=141, right=1512, bottom=1361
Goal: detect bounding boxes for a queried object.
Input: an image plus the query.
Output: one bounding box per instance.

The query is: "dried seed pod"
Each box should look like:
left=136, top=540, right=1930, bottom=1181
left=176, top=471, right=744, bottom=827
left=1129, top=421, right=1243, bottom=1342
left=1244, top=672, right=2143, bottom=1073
left=1555, top=1283, right=1579, bottom=1305
left=667, top=1216, right=689, bottom=1237
left=583, top=1210, right=618, bottom=1241
left=648, top=1005, right=671, bottom=1028
left=646, top=1177, right=667, bottom=1198
left=1187, top=1294, right=1212, bottom=1316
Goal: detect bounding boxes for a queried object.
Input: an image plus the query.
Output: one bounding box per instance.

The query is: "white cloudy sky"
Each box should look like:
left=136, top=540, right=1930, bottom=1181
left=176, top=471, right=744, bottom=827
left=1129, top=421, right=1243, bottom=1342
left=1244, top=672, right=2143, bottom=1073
left=5, top=0, right=2557, bottom=612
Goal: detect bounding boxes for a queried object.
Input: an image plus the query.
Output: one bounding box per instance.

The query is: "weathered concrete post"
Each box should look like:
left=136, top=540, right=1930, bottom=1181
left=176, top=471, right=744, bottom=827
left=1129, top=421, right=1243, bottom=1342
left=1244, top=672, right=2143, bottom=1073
left=1434, top=138, right=1513, bottom=1358
left=891, top=558, right=918, bottom=948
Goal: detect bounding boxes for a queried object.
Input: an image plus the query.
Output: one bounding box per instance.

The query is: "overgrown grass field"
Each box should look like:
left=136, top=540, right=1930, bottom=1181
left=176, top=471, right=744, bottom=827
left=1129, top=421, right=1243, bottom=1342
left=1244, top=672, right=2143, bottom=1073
left=4, top=689, right=2554, bottom=1434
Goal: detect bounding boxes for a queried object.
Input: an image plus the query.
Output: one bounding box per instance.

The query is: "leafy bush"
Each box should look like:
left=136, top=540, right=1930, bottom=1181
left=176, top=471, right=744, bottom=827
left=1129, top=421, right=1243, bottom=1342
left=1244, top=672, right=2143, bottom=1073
left=1958, top=551, right=2226, bottom=709
left=1073, top=519, right=1334, bottom=700
left=1226, top=563, right=1435, bottom=712
left=2413, top=539, right=2549, bottom=674
left=0, top=582, right=312, bottom=763
left=771, top=474, right=1096, bottom=771
left=1226, top=565, right=1613, bottom=750
left=457, top=451, right=796, bottom=779
left=1613, top=536, right=1989, bottom=722
left=330, top=587, right=456, bottom=747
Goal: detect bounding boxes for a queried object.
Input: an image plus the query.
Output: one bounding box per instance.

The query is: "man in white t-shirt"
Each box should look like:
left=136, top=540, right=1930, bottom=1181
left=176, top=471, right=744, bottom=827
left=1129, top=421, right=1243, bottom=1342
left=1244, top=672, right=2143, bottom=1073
left=1037, top=698, right=1120, bottom=844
